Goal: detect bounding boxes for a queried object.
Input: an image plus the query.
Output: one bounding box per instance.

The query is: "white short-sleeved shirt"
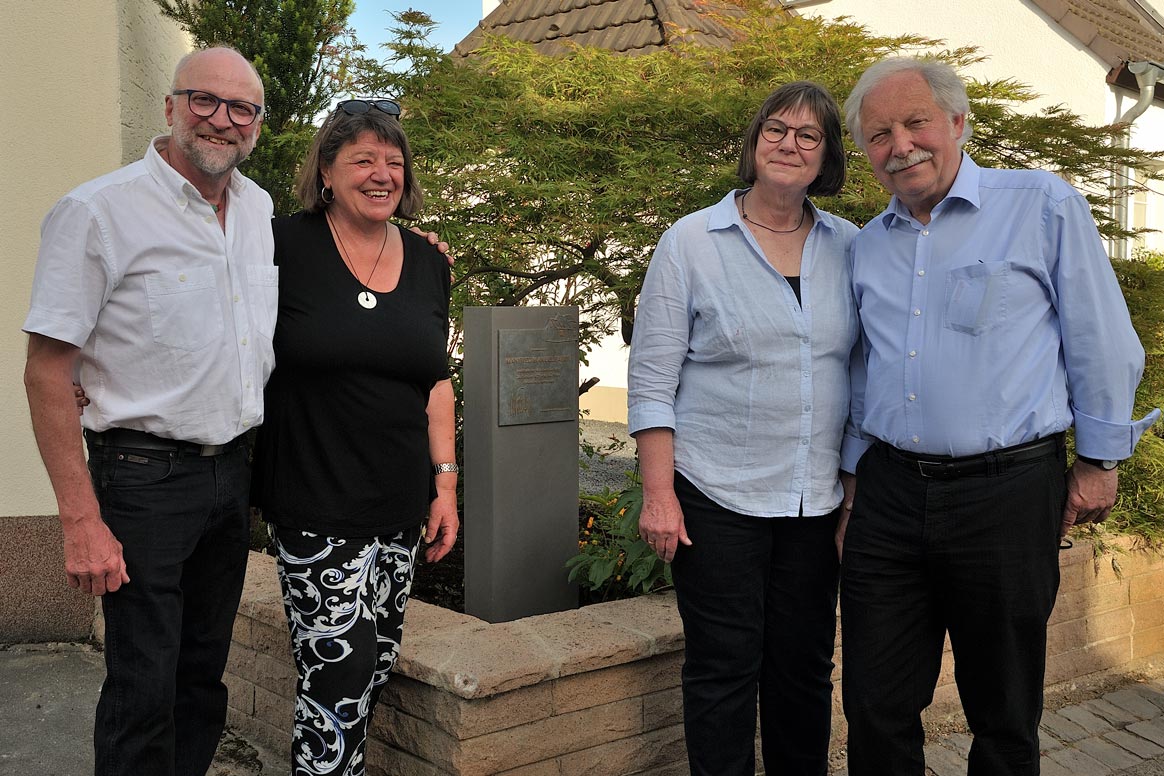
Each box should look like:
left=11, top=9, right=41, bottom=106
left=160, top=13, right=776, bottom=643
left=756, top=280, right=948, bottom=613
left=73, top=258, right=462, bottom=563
left=23, top=136, right=277, bottom=445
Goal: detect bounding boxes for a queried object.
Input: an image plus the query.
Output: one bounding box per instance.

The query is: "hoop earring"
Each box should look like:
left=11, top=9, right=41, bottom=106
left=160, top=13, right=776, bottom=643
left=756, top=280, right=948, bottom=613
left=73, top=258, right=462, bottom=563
left=321, top=186, right=334, bottom=204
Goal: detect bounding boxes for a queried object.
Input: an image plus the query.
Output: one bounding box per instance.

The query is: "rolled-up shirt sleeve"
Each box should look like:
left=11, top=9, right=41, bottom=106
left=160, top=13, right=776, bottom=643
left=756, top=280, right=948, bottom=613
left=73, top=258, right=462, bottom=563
left=1050, top=194, right=1160, bottom=460
left=627, top=229, right=690, bottom=436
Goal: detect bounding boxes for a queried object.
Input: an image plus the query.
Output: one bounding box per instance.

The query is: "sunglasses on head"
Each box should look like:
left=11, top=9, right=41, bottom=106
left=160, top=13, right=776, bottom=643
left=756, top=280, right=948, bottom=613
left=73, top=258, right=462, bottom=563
left=335, top=99, right=401, bottom=118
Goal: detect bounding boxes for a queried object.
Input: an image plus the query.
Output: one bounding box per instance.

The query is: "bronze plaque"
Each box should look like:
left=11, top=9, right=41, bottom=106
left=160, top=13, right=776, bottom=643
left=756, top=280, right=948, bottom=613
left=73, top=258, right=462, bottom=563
left=498, top=315, right=578, bottom=426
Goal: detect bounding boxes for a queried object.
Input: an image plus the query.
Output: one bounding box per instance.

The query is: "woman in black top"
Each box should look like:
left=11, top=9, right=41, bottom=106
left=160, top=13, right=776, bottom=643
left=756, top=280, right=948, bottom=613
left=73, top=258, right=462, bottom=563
left=251, top=99, right=457, bottom=775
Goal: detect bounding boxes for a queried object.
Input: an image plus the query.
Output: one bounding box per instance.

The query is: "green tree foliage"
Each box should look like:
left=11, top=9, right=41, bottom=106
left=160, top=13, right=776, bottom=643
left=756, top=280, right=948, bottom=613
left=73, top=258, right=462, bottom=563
left=154, top=0, right=370, bottom=213
left=374, top=1, right=1160, bottom=354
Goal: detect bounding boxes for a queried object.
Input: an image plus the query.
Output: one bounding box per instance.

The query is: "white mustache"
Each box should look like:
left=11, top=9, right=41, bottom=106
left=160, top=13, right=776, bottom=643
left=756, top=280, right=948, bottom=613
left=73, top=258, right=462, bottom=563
left=884, top=149, right=934, bottom=173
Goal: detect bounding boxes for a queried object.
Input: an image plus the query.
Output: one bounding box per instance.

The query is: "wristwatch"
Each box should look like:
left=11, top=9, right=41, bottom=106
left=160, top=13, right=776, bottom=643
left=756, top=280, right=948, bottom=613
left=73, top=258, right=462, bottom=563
left=433, top=462, right=460, bottom=475
left=1077, top=455, right=1119, bottom=471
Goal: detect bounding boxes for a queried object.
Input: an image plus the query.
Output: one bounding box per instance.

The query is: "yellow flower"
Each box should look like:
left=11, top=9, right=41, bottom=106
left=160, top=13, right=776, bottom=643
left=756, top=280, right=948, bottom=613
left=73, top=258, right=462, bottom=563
left=586, top=517, right=594, bottom=529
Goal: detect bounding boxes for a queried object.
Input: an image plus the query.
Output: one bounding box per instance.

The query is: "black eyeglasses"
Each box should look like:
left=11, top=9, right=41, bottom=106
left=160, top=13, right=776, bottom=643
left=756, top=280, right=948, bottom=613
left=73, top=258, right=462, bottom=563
left=761, top=119, right=824, bottom=151
left=335, top=99, right=401, bottom=118
left=173, top=89, right=263, bottom=126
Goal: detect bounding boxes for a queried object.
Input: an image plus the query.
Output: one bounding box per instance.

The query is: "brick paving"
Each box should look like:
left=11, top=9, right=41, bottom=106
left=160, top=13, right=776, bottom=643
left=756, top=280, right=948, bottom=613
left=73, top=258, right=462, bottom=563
left=830, top=679, right=1164, bottom=775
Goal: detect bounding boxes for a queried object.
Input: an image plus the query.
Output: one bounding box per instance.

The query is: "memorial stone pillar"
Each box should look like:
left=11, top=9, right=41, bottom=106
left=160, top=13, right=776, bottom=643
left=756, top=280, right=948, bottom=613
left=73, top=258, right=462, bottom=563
left=463, top=306, right=580, bottom=622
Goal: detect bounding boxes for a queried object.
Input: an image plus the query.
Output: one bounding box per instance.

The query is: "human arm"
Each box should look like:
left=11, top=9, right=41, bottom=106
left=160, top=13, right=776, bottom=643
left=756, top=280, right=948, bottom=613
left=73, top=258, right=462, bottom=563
left=424, top=378, right=459, bottom=562
left=1050, top=193, right=1160, bottom=533
left=24, top=334, right=128, bottom=595
left=635, top=428, right=690, bottom=562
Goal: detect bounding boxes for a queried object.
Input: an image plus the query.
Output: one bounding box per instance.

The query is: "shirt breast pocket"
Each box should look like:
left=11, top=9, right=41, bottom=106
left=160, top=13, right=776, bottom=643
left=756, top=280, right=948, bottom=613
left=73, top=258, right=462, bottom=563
left=943, top=261, right=1010, bottom=336
left=145, top=265, right=224, bottom=351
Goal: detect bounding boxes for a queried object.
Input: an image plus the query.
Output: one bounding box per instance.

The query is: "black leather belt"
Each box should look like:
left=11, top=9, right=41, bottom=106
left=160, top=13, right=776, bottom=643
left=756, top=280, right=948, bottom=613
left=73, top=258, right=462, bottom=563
left=84, top=428, right=243, bottom=457
left=881, top=433, right=1064, bottom=480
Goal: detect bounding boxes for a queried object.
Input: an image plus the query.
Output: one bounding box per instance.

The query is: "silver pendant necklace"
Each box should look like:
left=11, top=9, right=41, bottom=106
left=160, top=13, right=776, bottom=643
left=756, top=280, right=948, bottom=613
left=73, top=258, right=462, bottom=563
left=327, top=211, right=389, bottom=309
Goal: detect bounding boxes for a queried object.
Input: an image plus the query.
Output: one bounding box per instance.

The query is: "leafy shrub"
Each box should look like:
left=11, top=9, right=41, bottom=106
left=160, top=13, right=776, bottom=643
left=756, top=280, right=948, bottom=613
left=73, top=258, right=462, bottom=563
left=567, top=475, right=672, bottom=603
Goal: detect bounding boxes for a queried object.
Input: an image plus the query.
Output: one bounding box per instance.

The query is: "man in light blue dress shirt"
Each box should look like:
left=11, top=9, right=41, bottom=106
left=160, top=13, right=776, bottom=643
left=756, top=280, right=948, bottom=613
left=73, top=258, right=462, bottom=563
left=837, top=57, right=1159, bottom=776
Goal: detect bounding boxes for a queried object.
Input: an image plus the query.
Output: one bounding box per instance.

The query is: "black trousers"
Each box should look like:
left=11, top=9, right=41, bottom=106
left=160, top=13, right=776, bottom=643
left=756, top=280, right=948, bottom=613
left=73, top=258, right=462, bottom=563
left=88, top=441, right=251, bottom=776
left=840, top=442, right=1066, bottom=776
left=672, top=473, right=839, bottom=776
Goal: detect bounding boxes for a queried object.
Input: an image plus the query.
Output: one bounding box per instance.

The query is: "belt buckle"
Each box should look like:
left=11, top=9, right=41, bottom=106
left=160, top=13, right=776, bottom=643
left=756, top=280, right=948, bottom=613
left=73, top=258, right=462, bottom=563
left=916, top=460, right=946, bottom=479
left=198, top=442, right=228, bottom=457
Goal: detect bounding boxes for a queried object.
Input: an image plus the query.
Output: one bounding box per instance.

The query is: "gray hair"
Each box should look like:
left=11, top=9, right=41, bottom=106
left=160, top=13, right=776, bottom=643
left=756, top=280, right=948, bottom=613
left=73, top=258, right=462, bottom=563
left=844, top=57, right=971, bottom=150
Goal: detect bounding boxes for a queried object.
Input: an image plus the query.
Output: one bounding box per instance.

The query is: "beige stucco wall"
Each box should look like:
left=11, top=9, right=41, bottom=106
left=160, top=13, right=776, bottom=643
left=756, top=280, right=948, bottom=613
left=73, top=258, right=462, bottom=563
left=0, top=1, right=188, bottom=518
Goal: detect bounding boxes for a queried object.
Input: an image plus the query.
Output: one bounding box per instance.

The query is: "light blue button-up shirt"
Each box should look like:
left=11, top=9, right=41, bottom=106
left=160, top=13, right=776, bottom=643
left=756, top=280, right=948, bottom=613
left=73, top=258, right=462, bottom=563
left=841, top=153, right=1159, bottom=469
left=628, top=190, right=859, bottom=517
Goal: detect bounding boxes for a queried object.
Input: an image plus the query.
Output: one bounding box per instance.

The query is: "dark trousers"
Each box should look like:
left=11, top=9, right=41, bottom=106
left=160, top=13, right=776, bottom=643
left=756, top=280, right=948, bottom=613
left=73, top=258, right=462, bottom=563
left=672, top=473, right=840, bottom=776
left=840, top=443, right=1066, bottom=776
left=272, top=524, right=422, bottom=775
left=87, top=441, right=251, bottom=776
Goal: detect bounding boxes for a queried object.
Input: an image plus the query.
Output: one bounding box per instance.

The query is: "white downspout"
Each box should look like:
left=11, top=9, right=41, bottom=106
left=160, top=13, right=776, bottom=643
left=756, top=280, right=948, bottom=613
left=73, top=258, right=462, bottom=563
left=1113, top=61, right=1163, bottom=261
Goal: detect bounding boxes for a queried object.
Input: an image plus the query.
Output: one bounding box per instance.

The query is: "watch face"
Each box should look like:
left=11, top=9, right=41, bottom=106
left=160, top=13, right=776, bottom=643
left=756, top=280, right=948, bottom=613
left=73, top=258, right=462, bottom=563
left=1102, top=459, right=1119, bottom=470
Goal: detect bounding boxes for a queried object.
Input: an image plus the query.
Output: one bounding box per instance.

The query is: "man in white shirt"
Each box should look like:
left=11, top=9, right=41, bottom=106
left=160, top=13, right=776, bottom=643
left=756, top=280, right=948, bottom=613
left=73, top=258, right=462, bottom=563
left=23, top=47, right=275, bottom=776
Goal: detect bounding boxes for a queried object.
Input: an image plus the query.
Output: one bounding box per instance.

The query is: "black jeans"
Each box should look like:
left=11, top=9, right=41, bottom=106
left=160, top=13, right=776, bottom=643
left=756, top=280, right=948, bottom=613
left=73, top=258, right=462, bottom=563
left=87, top=441, right=251, bottom=776
left=672, top=472, right=839, bottom=776
left=840, top=442, right=1066, bottom=776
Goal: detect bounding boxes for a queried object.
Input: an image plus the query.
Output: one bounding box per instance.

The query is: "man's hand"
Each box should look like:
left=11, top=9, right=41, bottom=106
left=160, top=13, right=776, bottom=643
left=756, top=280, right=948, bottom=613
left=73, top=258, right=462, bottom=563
left=1061, top=461, right=1119, bottom=538
left=638, top=488, right=691, bottom=563
left=409, top=227, right=454, bottom=267
left=837, top=472, right=856, bottom=562
left=61, top=509, right=129, bottom=595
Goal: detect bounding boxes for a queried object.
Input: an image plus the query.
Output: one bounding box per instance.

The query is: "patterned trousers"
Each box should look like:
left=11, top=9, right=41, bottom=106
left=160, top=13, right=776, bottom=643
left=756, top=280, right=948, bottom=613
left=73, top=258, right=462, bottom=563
left=273, top=524, right=422, bottom=776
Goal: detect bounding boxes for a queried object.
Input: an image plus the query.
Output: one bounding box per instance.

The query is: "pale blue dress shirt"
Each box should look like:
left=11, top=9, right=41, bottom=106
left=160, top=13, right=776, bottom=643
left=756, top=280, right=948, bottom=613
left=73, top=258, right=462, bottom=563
left=628, top=190, right=859, bottom=517
left=841, top=153, right=1159, bottom=470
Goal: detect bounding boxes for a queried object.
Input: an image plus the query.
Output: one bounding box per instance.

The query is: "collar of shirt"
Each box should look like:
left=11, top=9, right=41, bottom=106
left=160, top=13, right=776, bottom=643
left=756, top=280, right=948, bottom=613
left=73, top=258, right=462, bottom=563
left=147, top=135, right=246, bottom=213
left=876, top=152, right=981, bottom=230
left=706, top=188, right=840, bottom=237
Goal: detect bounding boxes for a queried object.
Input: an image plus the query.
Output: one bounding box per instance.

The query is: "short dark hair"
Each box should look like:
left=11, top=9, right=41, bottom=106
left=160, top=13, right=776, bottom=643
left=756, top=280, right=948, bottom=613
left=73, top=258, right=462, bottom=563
left=736, top=81, right=846, bottom=197
left=295, top=108, right=424, bottom=218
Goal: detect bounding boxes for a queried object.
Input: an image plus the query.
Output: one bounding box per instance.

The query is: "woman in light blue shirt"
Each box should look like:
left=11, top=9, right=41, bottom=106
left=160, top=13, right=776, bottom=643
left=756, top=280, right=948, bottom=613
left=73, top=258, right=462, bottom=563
left=628, top=81, right=857, bottom=776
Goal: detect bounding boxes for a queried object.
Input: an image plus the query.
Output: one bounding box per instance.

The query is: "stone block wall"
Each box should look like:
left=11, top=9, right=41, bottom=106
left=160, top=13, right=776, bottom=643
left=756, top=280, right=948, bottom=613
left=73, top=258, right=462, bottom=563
left=224, top=538, right=1164, bottom=775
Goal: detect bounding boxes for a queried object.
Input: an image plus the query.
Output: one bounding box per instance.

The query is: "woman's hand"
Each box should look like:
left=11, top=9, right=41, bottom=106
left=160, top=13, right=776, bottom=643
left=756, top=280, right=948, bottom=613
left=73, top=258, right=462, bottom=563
left=638, top=487, right=690, bottom=563
left=424, top=492, right=459, bottom=563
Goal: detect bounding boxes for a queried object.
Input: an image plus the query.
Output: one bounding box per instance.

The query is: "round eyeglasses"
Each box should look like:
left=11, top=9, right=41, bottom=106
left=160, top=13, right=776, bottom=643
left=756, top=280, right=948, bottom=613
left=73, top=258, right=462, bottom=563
left=761, top=120, right=823, bottom=151
left=172, top=89, right=263, bottom=127
left=335, top=99, right=401, bottom=118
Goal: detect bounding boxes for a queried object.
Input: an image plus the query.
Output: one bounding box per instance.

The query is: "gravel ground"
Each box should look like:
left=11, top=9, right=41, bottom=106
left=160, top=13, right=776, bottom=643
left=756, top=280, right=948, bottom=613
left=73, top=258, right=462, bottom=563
left=579, top=419, right=637, bottom=495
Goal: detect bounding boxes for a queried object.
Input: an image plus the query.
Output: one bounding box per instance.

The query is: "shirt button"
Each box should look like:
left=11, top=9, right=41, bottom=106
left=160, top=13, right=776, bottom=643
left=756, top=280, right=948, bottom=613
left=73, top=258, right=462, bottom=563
left=804, top=404, right=812, bottom=411
left=234, top=295, right=240, bottom=303
left=241, top=337, right=248, bottom=346
left=913, top=309, right=921, bottom=316
left=917, top=270, right=925, bottom=277
left=801, top=337, right=809, bottom=345
left=176, top=197, right=188, bottom=207
left=921, top=230, right=930, bottom=236
left=801, top=439, right=809, bottom=445
left=912, top=435, right=920, bottom=443
left=909, top=350, right=917, bottom=358
left=908, top=393, right=916, bottom=401
left=246, top=381, right=252, bottom=389
left=205, top=215, right=215, bottom=224
left=178, top=274, right=187, bottom=282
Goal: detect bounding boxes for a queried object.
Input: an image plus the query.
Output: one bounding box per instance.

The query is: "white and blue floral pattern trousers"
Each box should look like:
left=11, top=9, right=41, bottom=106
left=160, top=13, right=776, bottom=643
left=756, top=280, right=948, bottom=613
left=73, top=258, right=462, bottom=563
left=273, top=524, right=422, bottom=776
